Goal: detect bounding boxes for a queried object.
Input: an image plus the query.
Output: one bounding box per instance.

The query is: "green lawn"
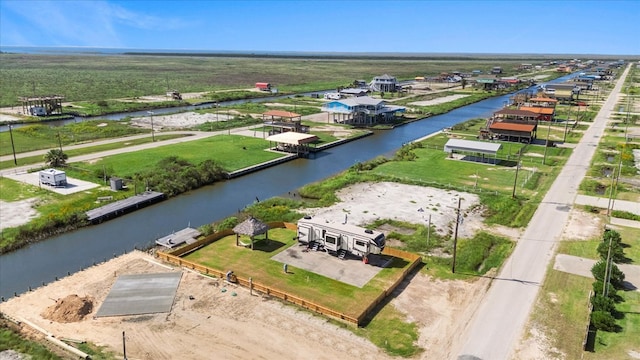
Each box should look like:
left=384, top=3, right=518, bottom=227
left=0, top=134, right=187, bottom=170
left=0, top=121, right=148, bottom=156
left=184, top=228, right=409, bottom=316
left=76, top=135, right=284, bottom=177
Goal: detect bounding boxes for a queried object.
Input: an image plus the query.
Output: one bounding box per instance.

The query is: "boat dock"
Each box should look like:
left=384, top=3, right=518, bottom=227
left=86, top=191, right=165, bottom=223
left=155, top=227, right=202, bottom=249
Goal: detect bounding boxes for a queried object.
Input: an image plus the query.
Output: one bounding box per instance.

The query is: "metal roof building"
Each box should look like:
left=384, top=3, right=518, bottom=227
left=444, top=139, right=502, bottom=164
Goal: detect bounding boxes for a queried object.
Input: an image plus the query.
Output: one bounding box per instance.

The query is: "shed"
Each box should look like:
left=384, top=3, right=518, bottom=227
left=233, top=217, right=269, bottom=250
left=444, top=139, right=502, bottom=164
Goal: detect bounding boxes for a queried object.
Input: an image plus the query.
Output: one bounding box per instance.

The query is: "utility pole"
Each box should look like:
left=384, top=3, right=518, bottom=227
left=8, top=124, right=17, bottom=165
left=606, top=163, right=617, bottom=217
left=123, top=331, right=128, bottom=360
left=563, top=102, right=572, bottom=142
left=451, top=197, right=462, bottom=273
left=512, top=152, right=522, bottom=198
left=426, top=214, right=431, bottom=247
left=542, top=120, right=552, bottom=165
left=147, top=111, right=155, bottom=142
left=624, top=88, right=631, bottom=142
left=602, top=233, right=613, bottom=297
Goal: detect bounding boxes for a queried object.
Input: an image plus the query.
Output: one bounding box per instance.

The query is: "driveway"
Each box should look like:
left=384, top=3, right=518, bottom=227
left=554, top=254, right=640, bottom=292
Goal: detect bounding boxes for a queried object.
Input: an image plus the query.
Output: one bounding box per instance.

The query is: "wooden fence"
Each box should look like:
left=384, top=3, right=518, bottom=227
left=156, top=222, right=422, bottom=326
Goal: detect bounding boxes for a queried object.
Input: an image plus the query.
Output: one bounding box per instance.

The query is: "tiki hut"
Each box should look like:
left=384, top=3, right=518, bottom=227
left=233, top=217, right=269, bottom=250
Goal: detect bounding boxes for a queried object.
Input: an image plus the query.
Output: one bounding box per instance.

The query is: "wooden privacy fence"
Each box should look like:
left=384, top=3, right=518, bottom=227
left=156, top=222, right=422, bottom=326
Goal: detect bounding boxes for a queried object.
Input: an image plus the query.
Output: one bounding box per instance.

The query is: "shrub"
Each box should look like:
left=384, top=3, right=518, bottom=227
left=591, top=260, right=625, bottom=289
left=215, top=217, right=239, bottom=231
left=591, top=294, right=616, bottom=313
left=590, top=311, right=618, bottom=332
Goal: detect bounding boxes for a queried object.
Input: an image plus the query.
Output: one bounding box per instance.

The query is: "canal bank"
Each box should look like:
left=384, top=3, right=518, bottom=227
left=0, top=73, right=578, bottom=299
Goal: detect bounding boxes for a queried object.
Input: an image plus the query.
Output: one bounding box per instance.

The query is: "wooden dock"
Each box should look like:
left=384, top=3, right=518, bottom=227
left=86, top=191, right=165, bottom=223
left=155, top=227, right=201, bottom=249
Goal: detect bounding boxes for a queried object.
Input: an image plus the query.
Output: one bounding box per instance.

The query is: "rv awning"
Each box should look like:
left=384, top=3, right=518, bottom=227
left=266, top=132, right=319, bottom=145
left=444, top=139, right=502, bottom=154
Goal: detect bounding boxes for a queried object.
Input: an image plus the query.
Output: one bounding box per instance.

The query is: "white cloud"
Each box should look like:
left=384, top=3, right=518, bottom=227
left=1, top=0, right=189, bottom=47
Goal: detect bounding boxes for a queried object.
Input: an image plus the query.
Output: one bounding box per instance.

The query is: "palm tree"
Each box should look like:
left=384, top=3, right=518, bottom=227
left=44, top=149, right=68, bottom=167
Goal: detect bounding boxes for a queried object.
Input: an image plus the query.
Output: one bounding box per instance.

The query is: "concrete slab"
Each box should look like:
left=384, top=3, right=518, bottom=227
left=4, top=171, right=99, bottom=195
left=271, top=244, right=388, bottom=288
left=553, top=254, right=640, bottom=292
left=96, top=272, right=182, bottom=317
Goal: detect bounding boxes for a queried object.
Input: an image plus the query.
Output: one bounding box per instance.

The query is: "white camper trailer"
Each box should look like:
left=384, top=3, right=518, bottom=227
left=297, top=216, right=385, bottom=259
left=39, top=168, right=67, bottom=187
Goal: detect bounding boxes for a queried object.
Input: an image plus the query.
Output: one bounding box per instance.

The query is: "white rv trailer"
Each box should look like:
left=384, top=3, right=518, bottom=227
left=297, top=216, right=385, bottom=258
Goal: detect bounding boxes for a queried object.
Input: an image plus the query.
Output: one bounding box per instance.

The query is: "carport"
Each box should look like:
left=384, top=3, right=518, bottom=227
left=266, top=132, right=319, bottom=156
left=444, top=139, right=502, bottom=164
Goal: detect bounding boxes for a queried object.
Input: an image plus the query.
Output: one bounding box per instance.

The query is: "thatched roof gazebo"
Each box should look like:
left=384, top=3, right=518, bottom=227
left=233, top=217, right=269, bottom=250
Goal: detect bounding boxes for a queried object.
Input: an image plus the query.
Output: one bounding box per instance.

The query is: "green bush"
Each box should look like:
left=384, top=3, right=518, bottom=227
left=590, top=310, right=618, bottom=332
left=591, top=260, right=625, bottom=289
left=215, top=216, right=239, bottom=231
left=591, top=294, right=616, bottom=313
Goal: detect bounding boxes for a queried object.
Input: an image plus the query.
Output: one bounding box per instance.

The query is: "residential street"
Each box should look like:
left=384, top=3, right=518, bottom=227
left=456, top=64, right=631, bottom=360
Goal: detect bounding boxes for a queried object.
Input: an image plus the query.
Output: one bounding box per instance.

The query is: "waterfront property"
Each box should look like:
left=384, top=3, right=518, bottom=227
left=487, top=122, right=537, bottom=143
left=265, top=131, right=319, bottom=156
left=518, top=106, right=555, bottom=121
left=369, top=74, right=399, bottom=92
left=261, top=110, right=307, bottom=134
left=321, top=96, right=406, bottom=125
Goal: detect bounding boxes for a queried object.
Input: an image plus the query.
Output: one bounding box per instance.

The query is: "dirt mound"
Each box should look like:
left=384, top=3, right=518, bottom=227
left=41, top=294, right=94, bottom=323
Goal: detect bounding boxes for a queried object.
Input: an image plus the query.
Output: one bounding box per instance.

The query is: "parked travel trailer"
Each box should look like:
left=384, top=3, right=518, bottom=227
left=323, top=92, right=341, bottom=100
left=39, top=168, right=67, bottom=187
left=297, top=216, right=385, bottom=259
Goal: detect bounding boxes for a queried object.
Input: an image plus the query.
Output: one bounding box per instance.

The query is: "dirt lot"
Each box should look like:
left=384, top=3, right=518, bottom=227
left=0, top=183, right=602, bottom=360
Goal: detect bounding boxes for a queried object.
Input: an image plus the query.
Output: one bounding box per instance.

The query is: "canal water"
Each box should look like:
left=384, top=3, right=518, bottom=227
left=0, top=75, right=575, bottom=299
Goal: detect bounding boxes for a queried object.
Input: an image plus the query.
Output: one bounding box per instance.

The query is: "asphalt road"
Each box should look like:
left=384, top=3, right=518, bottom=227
left=456, top=64, right=632, bottom=360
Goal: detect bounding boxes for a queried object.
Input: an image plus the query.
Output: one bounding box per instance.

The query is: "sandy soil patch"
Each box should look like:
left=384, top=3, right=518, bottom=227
left=409, top=94, right=469, bottom=107
left=560, top=208, right=603, bottom=241
left=0, top=113, right=22, bottom=122
left=0, top=198, right=39, bottom=231
left=0, top=251, right=391, bottom=360
left=303, top=182, right=483, bottom=239
left=130, top=111, right=234, bottom=130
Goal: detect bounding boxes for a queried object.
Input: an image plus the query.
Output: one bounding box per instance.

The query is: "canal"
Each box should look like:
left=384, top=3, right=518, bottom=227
left=0, top=76, right=575, bottom=299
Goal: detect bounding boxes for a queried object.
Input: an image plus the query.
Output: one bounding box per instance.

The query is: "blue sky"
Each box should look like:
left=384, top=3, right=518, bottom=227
left=1, top=0, right=638, bottom=55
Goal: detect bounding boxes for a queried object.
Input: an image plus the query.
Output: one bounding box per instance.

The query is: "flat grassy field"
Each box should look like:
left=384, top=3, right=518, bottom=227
left=75, top=135, right=284, bottom=178
left=0, top=121, right=148, bottom=156
left=0, top=54, right=540, bottom=107
left=0, top=134, right=186, bottom=170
